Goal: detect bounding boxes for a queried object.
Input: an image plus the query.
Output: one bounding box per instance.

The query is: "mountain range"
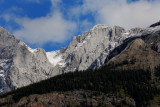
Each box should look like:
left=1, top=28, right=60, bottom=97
left=0, top=21, right=160, bottom=95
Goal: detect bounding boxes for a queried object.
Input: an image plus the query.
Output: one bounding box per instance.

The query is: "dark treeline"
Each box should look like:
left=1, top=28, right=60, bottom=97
left=0, top=64, right=159, bottom=107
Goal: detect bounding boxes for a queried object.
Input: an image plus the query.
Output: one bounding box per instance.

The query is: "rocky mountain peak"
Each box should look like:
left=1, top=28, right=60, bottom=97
left=106, top=22, right=160, bottom=70
left=91, top=24, right=109, bottom=31
left=0, top=24, right=144, bottom=94
left=59, top=25, right=142, bottom=71
left=0, top=27, right=19, bottom=47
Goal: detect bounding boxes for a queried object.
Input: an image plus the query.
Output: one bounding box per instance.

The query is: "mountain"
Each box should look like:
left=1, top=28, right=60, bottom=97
left=0, top=27, right=59, bottom=93
left=1, top=21, right=160, bottom=106
left=0, top=25, right=142, bottom=94
left=107, top=24, right=160, bottom=70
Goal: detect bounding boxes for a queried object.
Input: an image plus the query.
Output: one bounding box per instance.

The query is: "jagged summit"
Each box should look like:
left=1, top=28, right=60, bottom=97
left=107, top=22, right=160, bottom=70
left=43, top=25, right=143, bottom=72
left=91, top=24, right=109, bottom=30
left=1, top=23, right=158, bottom=94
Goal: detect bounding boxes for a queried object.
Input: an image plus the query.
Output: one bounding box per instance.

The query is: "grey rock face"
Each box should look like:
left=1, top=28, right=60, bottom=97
left=0, top=27, right=20, bottom=93
left=0, top=25, right=142, bottom=93
left=62, top=25, right=142, bottom=71
left=0, top=27, right=61, bottom=93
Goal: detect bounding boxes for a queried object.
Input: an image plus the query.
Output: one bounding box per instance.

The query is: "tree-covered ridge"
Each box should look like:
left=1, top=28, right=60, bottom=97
left=0, top=64, right=160, bottom=107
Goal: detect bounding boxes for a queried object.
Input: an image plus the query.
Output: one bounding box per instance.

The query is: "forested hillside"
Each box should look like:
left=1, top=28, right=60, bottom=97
left=0, top=64, right=160, bottom=107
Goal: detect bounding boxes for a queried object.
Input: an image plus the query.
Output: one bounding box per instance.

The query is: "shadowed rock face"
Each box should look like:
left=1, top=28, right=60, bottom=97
left=0, top=25, right=142, bottom=94
left=107, top=28, right=160, bottom=70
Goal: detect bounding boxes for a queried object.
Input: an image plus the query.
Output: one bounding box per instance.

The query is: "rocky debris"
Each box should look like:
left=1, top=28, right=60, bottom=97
left=0, top=90, right=136, bottom=107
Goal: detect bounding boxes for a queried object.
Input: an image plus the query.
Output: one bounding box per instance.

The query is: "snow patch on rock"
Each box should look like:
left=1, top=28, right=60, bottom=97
left=46, top=51, right=65, bottom=67
left=28, top=47, right=38, bottom=53
left=19, top=41, right=38, bottom=53
left=143, top=25, right=160, bottom=35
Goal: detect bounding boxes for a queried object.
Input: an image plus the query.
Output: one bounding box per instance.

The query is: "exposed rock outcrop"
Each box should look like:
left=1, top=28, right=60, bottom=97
left=0, top=25, right=143, bottom=94
left=108, top=25, right=160, bottom=70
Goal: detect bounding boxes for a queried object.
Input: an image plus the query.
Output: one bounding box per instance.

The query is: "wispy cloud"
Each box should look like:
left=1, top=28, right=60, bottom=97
left=1, top=0, right=160, bottom=47
left=10, top=0, right=76, bottom=45
left=14, top=12, right=76, bottom=45
left=1, top=7, right=23, bottom=22
left=81, top=0, right=160, bottom=29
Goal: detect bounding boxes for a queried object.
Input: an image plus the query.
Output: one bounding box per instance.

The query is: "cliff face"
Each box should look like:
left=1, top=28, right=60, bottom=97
left=0, top=25, right=142, bottom=93
left=0, top=27, right=61, bottom=93
left=0, top=27, right=20, bottom=93
left=61, top=25, right=142, bottom=71
left=1, top=21, right=160, bottom=106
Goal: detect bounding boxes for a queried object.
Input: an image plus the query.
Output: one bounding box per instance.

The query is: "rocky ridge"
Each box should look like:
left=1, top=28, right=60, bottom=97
left=0, top=25, right=143, bottom=93
left=61, top=25, right=143, bottom=71
left=108, top=24, right=160, bottom=70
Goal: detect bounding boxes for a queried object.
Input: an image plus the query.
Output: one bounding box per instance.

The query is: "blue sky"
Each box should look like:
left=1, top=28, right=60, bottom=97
left=0, top=0, right=160, bottom=52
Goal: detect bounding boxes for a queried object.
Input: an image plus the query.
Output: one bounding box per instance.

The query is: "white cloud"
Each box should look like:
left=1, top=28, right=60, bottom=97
left=13, top=11, right=76, bottom=45
left=3, top=0, right=160, bottom=46
left=11, top=0, right=76, bottom=45
left=81, top=0, right=160, bottom=29
left=1, top=7, right=23, bottom=22
left=51, top=0, right=61, bottom=6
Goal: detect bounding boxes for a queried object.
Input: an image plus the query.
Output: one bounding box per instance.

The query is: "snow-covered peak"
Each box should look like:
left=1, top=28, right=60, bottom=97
left=19, top=40, right=66, bottom=67
left=46, top=51, right=65, bottom=67
left=28, top=47, right=38, bottom=53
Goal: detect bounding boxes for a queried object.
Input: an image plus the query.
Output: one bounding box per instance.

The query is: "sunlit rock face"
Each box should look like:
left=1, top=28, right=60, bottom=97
left=0, top=25, right=143, bottom=93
